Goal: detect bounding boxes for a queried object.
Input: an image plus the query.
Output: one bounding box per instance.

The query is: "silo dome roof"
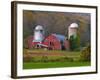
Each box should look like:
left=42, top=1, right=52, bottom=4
left=69, top=23, right=78, bottom=28
left=35, top=25, right=44, bottom=30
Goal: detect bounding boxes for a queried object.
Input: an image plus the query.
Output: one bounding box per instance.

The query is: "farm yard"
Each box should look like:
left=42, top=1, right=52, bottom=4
left=23, top=10, right=91, bottom=69
left=23, top=49, right=90, bottom=69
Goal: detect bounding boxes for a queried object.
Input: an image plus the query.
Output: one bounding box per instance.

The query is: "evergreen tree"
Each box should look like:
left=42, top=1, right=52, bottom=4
left=69, top=35, right=80, bottom=51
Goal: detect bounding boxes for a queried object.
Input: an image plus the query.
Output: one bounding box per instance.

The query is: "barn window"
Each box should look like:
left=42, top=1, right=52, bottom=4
left=50, top=42, right=54, bottom=46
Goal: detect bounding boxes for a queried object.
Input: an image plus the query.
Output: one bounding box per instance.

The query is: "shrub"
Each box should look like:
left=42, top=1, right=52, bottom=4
left=41, top=56, right=48, bottom=62
left=23, top=56, right=35, bottom=62
left=80, top=44, right=91, bottom=61
left=63, top=57, right=74, bottom=62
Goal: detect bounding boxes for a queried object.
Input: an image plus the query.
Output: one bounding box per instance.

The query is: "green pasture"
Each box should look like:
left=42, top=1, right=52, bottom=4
left=23, top=61, right=90, bottom=69
left=23, top=49, right=91, bottom=69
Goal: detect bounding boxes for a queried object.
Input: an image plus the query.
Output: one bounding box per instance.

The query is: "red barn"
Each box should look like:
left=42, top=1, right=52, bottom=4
left=43, top=34, right=61, bottom=50
left=25, top=34, right=70, bottom=50
left=43, top=34, right=69, bottom=50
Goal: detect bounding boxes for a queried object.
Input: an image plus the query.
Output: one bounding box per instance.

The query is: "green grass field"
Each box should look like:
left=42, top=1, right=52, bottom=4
left=23, top=49, right=90, bottom=69
left=23, top=61, right=90, bottom=69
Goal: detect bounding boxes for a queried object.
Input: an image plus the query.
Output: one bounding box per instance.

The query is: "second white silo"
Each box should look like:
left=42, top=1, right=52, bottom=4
left=68, top=23, right=79, bottom=39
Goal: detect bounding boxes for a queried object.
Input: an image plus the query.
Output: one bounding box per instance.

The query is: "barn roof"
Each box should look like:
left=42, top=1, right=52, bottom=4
left=52, top=34, right=66, bottom=41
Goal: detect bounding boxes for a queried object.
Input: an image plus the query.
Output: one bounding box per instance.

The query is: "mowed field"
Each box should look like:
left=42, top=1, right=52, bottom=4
left=23, top=49, right=90, bottom=69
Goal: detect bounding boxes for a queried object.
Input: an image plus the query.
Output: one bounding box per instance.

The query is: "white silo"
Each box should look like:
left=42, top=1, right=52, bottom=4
left=68, top=23, right=79, bottom=39
left=33, top=25, right=44, bottom=42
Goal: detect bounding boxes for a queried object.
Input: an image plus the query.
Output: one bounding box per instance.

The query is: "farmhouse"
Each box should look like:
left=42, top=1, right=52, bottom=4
left=25, top=23, right=78, bottom=50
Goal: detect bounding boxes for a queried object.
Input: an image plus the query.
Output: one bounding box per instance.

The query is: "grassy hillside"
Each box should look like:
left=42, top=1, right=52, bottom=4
left=23, top=49, right=90, bottom=69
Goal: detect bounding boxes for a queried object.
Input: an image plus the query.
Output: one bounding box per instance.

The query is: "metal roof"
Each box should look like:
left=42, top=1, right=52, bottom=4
left=52, top=34, right=66, bottom=41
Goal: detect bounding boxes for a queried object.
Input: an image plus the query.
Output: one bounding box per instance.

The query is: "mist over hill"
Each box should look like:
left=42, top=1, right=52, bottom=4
left=23, top=10, right=91, bottom=46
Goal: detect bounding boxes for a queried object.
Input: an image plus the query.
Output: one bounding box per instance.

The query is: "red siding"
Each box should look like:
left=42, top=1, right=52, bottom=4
left=25, top=36, right=33, bottom=48
left=64, top=40, right=70, bottom=50
left=43, top=34, right=61, bottom=50
left=24, top=36, right=41, bottom=48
